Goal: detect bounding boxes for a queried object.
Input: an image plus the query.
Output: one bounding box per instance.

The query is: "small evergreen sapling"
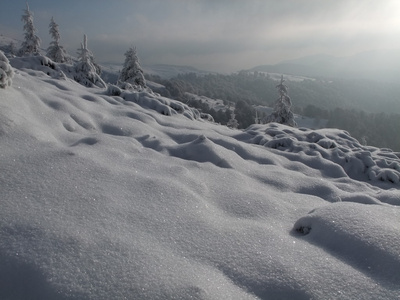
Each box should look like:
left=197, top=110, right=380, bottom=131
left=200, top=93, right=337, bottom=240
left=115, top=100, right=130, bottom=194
left=0, top=50, right=14, bottom=88
left=265, top=75, right=297, bottom=127
left=227, top=111, right=239, bottom=129
left=118, top=46, right=146, bottom=88
left=46, top=17, right=69, bottom=63
left=19, top=3, right=41, bottom=56
left=227, top=102, right=239, bottom=129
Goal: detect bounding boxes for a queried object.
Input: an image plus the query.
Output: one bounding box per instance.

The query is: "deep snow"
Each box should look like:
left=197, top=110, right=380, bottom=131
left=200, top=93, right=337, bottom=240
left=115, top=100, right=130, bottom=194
left=0, top=57, right=400, bottom=300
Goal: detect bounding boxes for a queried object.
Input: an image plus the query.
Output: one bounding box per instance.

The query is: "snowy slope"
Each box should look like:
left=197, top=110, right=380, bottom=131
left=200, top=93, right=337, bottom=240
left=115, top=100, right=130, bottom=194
left=0, top=59, right=400, bottom=300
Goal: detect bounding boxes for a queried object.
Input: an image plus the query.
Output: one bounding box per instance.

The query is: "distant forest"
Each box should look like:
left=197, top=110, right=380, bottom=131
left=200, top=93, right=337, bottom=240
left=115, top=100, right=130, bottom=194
left=146, top=72, right=400, bottom=152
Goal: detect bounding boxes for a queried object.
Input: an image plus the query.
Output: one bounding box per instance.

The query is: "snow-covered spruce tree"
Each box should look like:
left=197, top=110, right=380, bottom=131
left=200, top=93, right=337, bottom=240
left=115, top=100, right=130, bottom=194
left=118, top=46, right=146, bottom=88
left=74, top=34, right=105, bottom=88
left=0, top=50, right=14, bottom=88
left=19, top=3, right=41, bottom=56
left=46, top=17, right=69, bottom=63
left=81, top=34, right=101, bottom=76
left=265, top=75, right=297, bottom=127
left=76, top=35, right=101, bottom=75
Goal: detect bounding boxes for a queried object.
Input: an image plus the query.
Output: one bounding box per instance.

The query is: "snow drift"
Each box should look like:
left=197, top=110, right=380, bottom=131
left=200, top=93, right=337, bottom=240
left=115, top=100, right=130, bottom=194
left=0, top=57, right=399, bottom=299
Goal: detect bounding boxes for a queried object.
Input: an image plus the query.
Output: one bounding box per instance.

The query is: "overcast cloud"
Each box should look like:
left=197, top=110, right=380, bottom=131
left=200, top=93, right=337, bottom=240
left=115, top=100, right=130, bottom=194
left=1, top=0, right=400, bottom=72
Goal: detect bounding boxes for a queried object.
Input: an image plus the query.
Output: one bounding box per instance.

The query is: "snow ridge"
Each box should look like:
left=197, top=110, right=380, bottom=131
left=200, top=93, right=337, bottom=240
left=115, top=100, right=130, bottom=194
left=245, top=123, right=400, bottom=187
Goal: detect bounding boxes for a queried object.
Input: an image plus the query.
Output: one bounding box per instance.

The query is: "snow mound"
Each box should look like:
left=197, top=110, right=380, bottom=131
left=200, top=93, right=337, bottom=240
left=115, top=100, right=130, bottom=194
left=121, top=89, right=200, bottom=120
left=167, top=134, right=233, bottom=168
left=244, top=123, right=400, bottom=185
left=74, top=60, right=105, bottom=88
left=293, top=202, right=400, bottom=287
left=10, top=55, right=67, bottom=80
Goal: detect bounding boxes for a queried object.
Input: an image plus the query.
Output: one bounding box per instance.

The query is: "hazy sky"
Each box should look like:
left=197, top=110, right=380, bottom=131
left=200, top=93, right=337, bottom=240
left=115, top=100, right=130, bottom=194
left=1, top=0, right=400, bottom=72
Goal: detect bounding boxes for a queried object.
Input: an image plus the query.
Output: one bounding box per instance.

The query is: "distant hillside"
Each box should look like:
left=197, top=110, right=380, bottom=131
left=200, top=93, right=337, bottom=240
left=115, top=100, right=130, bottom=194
left=0, top=34, right=20, bottom=53
left=250, top=50, right=400, bottom=81
left=142, top=64, right=213, bottom=79
left=100, top=63, right=214, bottom=86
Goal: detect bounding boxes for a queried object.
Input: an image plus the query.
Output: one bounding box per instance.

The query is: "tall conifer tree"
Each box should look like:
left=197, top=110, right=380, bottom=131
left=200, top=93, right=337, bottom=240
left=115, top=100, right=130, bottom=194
left=47, top=17, right=69, bottom=63
left=19, top=3, right=41, bottom=56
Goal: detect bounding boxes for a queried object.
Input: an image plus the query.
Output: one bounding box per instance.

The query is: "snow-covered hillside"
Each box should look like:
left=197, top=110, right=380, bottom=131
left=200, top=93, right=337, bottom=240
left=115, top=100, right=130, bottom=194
left=1, top=58, right=400, bottom=299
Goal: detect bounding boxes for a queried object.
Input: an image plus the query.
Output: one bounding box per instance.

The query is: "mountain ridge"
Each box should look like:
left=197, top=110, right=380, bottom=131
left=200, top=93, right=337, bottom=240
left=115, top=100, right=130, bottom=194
left=249, top=49, right=400, bottom=81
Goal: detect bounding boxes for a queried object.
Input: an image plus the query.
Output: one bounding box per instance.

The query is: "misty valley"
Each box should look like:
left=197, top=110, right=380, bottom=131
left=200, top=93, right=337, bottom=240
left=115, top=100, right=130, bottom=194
left=143, top=69, right=400, bottom=152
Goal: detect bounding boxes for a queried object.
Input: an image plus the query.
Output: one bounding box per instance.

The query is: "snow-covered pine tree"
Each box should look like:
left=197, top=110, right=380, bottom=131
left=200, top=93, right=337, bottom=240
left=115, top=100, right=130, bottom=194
left=46, top=17, right=69, bottom=63
left=0, top=50, right=14, bottom=88
left=82, top=34, right=101, bottom=75
left=74, top=34, right=105, bottom=88
left=118, top=46, right=146, bottom=87
left=19, top=3, right=41, bottom=56
left=76, top=35, right=101, bottom=74
left=265, top=75, right=297, bottom=127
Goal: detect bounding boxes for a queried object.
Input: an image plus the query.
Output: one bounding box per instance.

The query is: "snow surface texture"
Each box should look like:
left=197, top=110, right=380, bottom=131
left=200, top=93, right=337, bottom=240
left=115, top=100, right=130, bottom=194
left=0, top=58, right=400, bottom=299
